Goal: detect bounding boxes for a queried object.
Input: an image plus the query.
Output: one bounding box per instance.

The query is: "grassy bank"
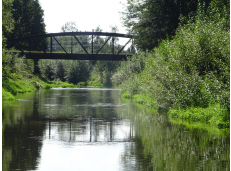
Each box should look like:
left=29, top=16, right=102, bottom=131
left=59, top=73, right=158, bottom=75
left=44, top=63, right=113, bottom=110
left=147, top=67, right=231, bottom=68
left=112, top=1, right=229, bottom=132
left=43, top=80, right=78, bottom=89
left=2, top=52, right=79, bottom=101
left=2, top=51, right=103, bottom=101
left=168, top=103, right=229, bottom=136
left=2, top=76, right=43, bottom=100
left=2, top=75, right=85, bottom=101
left=2, top=69, right=105, bottom=101
left=122, top=93, right=229, bottom=136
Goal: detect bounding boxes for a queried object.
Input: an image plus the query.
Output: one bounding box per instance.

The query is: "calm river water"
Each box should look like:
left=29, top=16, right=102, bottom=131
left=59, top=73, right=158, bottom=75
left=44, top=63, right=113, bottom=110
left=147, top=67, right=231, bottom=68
left=2, top=88, right=230, bottom=171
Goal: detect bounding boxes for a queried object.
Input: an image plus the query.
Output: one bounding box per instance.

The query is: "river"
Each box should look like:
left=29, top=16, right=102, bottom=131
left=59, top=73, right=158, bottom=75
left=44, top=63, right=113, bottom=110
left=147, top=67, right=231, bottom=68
left=2, top=88, right=230, bottom=171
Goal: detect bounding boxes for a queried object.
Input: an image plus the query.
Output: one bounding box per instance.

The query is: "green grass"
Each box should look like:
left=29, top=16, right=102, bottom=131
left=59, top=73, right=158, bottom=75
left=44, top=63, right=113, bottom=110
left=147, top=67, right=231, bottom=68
left=2, top=77, right=81, bottom=101
left=77, top=82, right=87, bottom=87
left=122, top=92, right=132, bottom=99
left=89, top=81, right=103, bottom=87
left=122, top=92, right=158, bottom=108
left=43, top=80, right=78, bottom=89
left=132, top=94, right=158, bottom=108
left=3, top=78, right=39, bottom=94
left=121, top=90, right=229, bottom=133
left=2, top=87, right=15, bottom=100
left=168, top=104, right=229, bottom=130
left=2, top=76, right=44, bottom=100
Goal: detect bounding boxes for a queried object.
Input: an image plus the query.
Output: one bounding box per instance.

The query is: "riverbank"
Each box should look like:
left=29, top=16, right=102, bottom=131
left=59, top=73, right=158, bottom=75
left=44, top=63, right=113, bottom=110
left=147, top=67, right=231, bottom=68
left=122, top=93, right=229, bottom=136
left=2, top=71, right=83, bottom=101
left=2, top=73, right=105, bottom=101
left=2, top=50, right=105, bottom=101
left=113, top=1, right=229, bottom=134
left=2, top=76, right=42, bottom=100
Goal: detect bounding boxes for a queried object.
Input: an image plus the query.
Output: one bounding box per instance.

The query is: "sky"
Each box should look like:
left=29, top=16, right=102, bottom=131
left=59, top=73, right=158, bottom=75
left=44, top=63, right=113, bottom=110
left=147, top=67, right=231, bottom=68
left=39, top=0, right=128, bottom=34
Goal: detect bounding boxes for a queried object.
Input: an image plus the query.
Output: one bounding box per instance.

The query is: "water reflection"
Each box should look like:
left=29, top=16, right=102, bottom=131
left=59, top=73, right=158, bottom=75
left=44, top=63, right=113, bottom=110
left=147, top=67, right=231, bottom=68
left=122, top=102, right=230, bottom=171
left=36, top=88, right=133, bottom=144
left=2, top=88, right=230, bottom=171
left=2, top=88, right=137, bottom=171
left=43, top=118, right=133, bottom=143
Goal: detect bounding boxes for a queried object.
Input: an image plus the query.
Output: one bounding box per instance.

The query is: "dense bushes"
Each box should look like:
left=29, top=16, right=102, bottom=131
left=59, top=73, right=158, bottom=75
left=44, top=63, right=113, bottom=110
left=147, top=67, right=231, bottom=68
left=2, top=50, right=34, bottom=78
left=112, top=1, right=229, bottom=129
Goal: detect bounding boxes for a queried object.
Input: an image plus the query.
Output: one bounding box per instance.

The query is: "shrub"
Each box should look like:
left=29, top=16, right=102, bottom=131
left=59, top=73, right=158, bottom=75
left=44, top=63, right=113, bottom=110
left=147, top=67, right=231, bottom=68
left=112, top=0, right=229, bottom=129
left=2, top=88, right=15, bottom=100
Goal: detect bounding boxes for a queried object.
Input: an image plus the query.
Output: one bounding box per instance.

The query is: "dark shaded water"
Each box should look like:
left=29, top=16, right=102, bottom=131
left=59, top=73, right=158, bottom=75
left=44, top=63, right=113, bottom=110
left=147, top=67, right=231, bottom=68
left=2, top=88, right=230, bottom=171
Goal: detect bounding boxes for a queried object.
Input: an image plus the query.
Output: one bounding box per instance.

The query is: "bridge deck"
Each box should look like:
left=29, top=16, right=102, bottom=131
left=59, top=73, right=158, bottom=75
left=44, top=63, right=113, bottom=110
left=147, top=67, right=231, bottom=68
left=24, top=52, right=130, bottom=61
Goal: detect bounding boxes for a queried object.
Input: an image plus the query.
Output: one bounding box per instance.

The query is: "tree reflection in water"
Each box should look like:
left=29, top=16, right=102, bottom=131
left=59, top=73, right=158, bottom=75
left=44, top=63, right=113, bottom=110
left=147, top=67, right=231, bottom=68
left=2, top=88, right=230, bottom=171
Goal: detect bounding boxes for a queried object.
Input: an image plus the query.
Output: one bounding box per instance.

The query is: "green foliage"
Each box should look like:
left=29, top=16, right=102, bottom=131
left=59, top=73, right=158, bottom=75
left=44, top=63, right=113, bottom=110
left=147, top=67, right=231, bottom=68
left=169, top=104, right=229, bottom=128
left=2, top=87, right=15, bottom=100
left=77, top=82, right=87, bottom=87
left=122, top=92, right=132, bottom=99
left=39, top=59, right=91, bottom=84
left=89, top=81, right=103, bottom=87
left=87, top=75, right=103, bottom=87
left=2, top=50, right=44, bottom=100
left=2, top=50, right=35, bottom=77
left=43, top=81, right=77, bottom=89
left=132, top=94, right=158, bottom=107
left=66, top=60, right=91, bottom=84
left=44, top=84, right=51, bottom=89
left=113, top=0, right=229, bottom=129
left=112, top=52, right=146, bottom=86
left=121, top=0, right=211, bottom=50
left=92, top=60, right=121, bottom=86
left=7, top=0, right=47, bottom=51
left=2, top=0, right=14, bottom=37
left=2, top=76, right=44, bottom=100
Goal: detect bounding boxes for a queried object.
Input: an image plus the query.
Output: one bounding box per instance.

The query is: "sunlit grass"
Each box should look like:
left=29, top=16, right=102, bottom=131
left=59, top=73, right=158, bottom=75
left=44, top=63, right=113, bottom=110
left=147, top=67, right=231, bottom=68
left=43, top=80, right=78, bottom=89
left=2, top=87, right=15, bottom=100
left=2, top=77, right=40, bottom=95
left=168, top=104, right=229, bottom=129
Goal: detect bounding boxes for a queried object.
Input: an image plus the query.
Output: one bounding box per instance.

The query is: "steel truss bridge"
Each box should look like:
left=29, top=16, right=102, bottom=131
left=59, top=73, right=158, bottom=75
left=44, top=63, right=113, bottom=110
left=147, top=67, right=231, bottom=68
left=7, top=32, right=133, bottom=61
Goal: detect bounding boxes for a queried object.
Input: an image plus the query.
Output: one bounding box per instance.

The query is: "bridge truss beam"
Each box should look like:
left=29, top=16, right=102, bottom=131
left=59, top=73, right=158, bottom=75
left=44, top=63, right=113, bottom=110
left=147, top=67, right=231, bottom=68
left=7, top=32, right=134, bottom=61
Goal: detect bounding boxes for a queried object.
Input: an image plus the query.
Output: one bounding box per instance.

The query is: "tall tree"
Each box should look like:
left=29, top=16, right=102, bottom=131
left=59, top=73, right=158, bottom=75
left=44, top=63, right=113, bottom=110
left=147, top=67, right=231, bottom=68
left=8, top=0, right=47, bottom=51
left=121, top=0, right=211, bottom=51
left=2, top=0, right=14, bottom=40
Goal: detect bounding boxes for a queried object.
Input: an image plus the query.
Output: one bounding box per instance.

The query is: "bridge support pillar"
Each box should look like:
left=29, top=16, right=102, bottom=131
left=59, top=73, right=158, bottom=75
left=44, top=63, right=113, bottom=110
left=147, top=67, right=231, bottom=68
left=33, top=59, right=41, bottom=76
